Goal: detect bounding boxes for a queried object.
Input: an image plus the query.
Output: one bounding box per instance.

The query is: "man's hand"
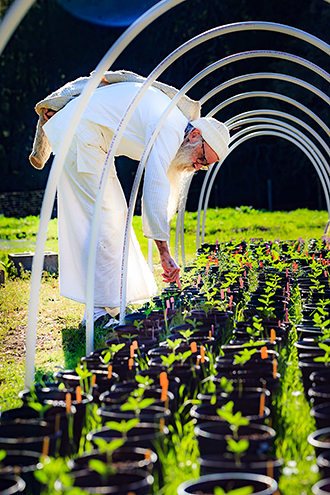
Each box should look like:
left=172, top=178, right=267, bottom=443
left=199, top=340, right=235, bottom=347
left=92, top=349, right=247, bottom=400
left=154, top=240, right=181, bottom=289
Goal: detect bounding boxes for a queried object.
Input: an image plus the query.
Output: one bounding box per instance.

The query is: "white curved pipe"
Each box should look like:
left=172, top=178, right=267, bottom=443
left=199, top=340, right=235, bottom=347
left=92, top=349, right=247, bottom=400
left=200, top=129, right=330, bottom=245
left=0, top=0, right=36, bottom=56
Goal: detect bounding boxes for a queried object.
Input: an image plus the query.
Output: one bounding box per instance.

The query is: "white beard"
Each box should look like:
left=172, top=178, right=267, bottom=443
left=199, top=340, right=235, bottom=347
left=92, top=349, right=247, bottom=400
left=166, top=139, right=200, bottom=220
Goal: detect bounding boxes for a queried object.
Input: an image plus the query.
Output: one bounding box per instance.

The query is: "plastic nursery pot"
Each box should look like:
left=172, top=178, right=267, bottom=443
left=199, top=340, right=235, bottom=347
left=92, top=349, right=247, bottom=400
left=298, top=355, right=330, bottom=393
left=177, top=472, right=278, bottom=495
left=317, top=451, right=330, bottom=479
left=18, top=387, right=93, bottom=455
left=0, top=450, right=49, bottom=495
left=87, top=422, right=169, bottom=451
left=309, top=385, right=330, bottom=407
left=0, top=420, right=61, bottom=456
left=197, top=387, right=272, bottom=408
left=308, top=427, right=330, bottom=456
left=53, top=368, right=119, bottom=395
left=0, top=475, right=26, bottom=495
left=96, top=404, right=171, bottom=425
left=311, top=402, right=330, bottom=429
left=198, top=453, right=284, bottom=482
left=194, top=422, right=276, bottom=457
left=310, top=370, right=330, bottom=387
left=190, top=402, right=271, bottom=426
left=68, top=446, right=158, bottom=473
left=312, top=478, right=330, bottom=494
left=55, top=469, right=154, bottom=495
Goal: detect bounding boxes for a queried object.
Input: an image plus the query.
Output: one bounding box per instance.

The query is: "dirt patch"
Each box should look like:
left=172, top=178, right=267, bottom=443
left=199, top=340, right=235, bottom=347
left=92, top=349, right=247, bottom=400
left=2, top=324, right=60, bottom=364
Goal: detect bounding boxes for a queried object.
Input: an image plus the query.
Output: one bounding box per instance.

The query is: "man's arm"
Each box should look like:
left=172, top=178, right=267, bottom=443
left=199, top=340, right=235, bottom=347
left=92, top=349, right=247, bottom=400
left=154, top=240, right=181, bottom=289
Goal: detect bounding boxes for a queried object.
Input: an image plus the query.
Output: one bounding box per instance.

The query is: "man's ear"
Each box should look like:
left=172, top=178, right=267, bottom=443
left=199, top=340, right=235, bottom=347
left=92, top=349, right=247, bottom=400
left=188, top=128, right=201, bottom=143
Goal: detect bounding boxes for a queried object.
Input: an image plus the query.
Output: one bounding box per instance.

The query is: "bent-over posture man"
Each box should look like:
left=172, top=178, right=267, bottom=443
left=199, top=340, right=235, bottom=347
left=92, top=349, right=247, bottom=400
left=30, top=70, right=230, bottom=326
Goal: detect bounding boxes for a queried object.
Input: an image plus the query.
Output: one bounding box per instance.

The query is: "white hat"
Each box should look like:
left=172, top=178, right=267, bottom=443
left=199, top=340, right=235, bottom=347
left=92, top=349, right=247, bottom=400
left=190, top=117, right=230, bottom=161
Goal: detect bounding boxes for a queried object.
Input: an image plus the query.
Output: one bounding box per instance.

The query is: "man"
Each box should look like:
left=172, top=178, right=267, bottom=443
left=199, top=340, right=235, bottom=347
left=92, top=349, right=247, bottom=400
left=30, top=71, right=230, bottom=326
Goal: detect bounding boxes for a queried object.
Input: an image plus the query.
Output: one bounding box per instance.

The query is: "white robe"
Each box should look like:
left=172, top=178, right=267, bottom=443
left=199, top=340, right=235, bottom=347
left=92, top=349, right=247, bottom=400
left=43, top=82, right=188, bottom=307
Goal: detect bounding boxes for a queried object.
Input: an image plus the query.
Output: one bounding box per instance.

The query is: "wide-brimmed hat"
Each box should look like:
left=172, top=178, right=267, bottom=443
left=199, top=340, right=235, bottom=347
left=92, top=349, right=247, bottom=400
left=190, top=117, right=230, bottom=161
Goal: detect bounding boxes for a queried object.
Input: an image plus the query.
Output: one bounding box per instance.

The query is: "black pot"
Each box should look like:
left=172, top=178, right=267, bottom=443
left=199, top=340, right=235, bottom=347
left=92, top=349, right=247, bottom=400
left=96, top=404, right=171, bottom=425
left=308, top=427, right=330, bottom=456
left=310, top=370, right=330, bottom=387
left=0, top=420, right=61, bottom=456
left=0, top=475, right=25, bottom=495
left=198, top=453, right=283, bottom=481
left=177, top=473, right=278, bottom=495
left=56, top=469, right=153, bottom=495
left=68, top=446, right=158, bottom=473
left=197, top=386, right=272, bottom=407
left=18, top=387, right=92, bottom=454
left=298, top=355, right=329, bottom=393
left=190, top=402, right=271, bottom=425
left=87, top=422, right=169, bottom=451
left=309, top=385, right=330, bottom=406
left=311, top=402, right=330, bottom=429
left=317, top=451, right=330, bottom=479
left=0, top=450, right=47, bottom=495
left=312, top=478, right=330, bottom=494
left=195, top=422, right=276, bottom=456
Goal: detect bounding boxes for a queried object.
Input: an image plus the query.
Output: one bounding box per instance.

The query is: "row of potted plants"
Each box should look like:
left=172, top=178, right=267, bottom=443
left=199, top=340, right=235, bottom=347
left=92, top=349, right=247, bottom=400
left=1, top=237, right=330, bottom=494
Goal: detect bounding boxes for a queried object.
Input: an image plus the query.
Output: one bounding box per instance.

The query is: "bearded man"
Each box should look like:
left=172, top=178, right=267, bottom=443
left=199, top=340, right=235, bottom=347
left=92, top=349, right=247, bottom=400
left=30, top=70, right=230, bottom=326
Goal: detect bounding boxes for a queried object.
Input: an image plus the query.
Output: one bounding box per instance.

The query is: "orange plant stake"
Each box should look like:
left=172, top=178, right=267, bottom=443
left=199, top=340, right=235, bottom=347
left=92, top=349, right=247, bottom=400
left=130, top=345, right=134, bottom=358
left=190, top=341, right=197, bottom=353
left=273, top=359, right=278, bottom=378
left=261, top=346, right=268, bottom=359
left=200, top=346, right=205, bottom=363
left=76, top=385, right=82, bottom=404
left=159, top=371, right=168, bottom=387
left=259, top=393, right=265, bottom=416
left=128, top=358, right=134, bottom=370
left=42, top=436, right=50, bottom=457
left=66, top=392, right=72, bottom=413
left=107, top=365, right=113, bottom=379
left=91, top=374, right=96, bottom=387
left=161, top=377, right=169, bottom=402
left=270, top=328, right=276, bottom=344
left=132, top=340, right=138, bottom=350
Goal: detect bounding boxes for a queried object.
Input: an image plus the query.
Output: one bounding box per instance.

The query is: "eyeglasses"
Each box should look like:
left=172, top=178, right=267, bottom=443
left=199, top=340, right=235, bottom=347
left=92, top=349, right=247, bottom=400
left=194, top=139, right=210, bottom=171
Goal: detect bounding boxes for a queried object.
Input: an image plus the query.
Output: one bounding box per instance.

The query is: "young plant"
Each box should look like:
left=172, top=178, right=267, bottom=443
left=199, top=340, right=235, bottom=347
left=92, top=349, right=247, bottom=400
left=314, top=342, right=330, bottom=366
left=120, top=377, right=155, bottom=417
left=256, top=273, right=281, bottom=319
left=102, top=343, right=125, bottom=364
left=214, top=485, right=253, bottom=495
left=88, top=438, right=125, bottom=480
left=217, top=401, right=250, bottom=466
left=105, top=418, right=140, bottom=441
left=233, top=348, right=257, bottom=366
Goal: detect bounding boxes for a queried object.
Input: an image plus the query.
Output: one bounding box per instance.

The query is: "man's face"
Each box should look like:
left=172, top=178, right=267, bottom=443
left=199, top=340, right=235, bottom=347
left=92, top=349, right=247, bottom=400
left=192, top=139, right=219, bottom=171
left=188, top=128, right=218, bottom=171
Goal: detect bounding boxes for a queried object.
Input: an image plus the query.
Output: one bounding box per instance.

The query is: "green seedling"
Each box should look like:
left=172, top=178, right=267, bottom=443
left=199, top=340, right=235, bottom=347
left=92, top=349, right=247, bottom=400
left=120, top=378, right=155, bottom=417
left=314, top=342, right=330, bottom=366
left=217, top=401, right=249, bottom=439
left=105, top=418, right=140, bottom=441
left=233, top=348, right=257, bottom=366
left=166, top=338, right=183, bottom=353
left=214, top=484, right=253, bottom=495
left=245, top=316, right=264, bottom=341
left=89, top=438, right=125, bottom=480
left=102, top=343, right=125, bottom=364
left=182, top=320, right=202, bottom=334
left=74, top=363, right=93, bottom=392
left=217, top=401, right=250, bottom=466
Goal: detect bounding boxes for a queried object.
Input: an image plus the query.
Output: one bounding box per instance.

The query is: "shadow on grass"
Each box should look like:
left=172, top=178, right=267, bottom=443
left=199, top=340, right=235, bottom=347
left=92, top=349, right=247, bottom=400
left=60, top=324, right=111, bottom=371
